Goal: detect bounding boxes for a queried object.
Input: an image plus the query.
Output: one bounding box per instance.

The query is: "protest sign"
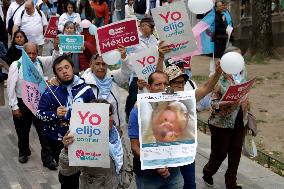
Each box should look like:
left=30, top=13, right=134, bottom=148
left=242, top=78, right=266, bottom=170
left=21, top=50, right=47, bottom=114
left=220, top=78, right=256, bottom=102
left=95, top=19, right=139, bottom=54
left=68, top=103, right=110, bottom=167
left=44, top=16, right=59, bottom=39
left=137, top=91, right=197, bottom=170
left=59, top=35, right=84, bottom=53
left=129, top=47, right=159, bottom=81
left=151, top=1, right=197, bottom=59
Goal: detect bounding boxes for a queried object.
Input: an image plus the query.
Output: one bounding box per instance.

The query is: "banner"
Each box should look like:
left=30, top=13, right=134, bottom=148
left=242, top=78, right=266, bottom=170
left=137, top=91, right=197, bottom=170
left=96, top=19, right=139, bottom=54
left=44, top=16, right=59, bottom=39
left=129, top=47, right=159, bottom=81
left=59, top=35, right=84, bottom=53
left=21, top=50, right=47, bottom=114
left=151, top=1, right=197, bottom=59
left=220, top=78, right=256, bottom=102
left=68, top=103, right=110, bottom=167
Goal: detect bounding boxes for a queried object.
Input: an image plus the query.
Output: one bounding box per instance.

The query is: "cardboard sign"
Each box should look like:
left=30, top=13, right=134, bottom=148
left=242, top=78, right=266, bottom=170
left=44, top=16, right=59, bottom=39
left=220, top=78, right=256, bottom=102
left=68, top=103, right=110, bottom=167
left=151, top=1, right=197, bottom=58
left=129, top=47, right=159, bottom=81
left=21, top=50, right=47, bottom=115
left=59, top=35, right=84, bottom=53
left=137, top=91, right=197, bottom=170
left=96, top=19, right=139, bottom=54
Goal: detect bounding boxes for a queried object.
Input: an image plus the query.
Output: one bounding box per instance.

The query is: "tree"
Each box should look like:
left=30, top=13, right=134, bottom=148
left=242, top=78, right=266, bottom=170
left=250, top=0, right=273, bottom=56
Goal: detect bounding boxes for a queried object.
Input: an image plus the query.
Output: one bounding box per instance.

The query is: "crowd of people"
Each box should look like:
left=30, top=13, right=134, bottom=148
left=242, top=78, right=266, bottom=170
left=0, top=0, right=251, bottom=189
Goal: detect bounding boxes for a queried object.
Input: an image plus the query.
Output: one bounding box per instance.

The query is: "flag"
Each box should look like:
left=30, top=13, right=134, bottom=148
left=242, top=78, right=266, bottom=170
left=21, top=50, right=47, bottom=115
left=192, top=10, right=215, bottom=55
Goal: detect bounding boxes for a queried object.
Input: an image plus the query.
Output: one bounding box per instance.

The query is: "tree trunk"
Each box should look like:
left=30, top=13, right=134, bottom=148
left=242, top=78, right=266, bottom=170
left=250, top=0, right=273, bottom=56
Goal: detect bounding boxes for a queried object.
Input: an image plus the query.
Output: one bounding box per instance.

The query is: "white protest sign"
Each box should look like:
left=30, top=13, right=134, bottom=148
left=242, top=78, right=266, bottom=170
left=68, top=103, right=110, bottom=167
left=151, top=0, right=197, bottom=58
left=129, top=47, right=159, bottom=82
left=137, top=91, right=197, bottom=170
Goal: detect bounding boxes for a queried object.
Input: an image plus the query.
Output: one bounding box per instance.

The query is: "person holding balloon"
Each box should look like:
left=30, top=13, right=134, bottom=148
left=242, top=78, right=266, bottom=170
left=202, top=46, right=249, bottom=189
left=81, top=47, right=132, bottom=130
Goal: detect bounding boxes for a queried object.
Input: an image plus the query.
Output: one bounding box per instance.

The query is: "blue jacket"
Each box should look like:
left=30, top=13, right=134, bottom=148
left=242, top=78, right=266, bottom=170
left=36, top=76, right=95, bottom=141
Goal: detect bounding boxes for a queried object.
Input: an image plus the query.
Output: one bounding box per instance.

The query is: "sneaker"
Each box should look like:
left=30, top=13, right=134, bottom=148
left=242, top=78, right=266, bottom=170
left=227, top=184, right=242, bottom=189
left=18, top=156, right=28, bottom=163
left=43, top=160, right=58, bottom=170
left=202, top=175, right=214, bottom=187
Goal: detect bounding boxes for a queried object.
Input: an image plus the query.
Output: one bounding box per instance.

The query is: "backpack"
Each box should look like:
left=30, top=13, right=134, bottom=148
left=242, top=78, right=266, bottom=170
left=20, top=8, right=44, bottom=34
left=7, top=2, right=25, bottom=35
left=20, top=7, right=43, bottom=20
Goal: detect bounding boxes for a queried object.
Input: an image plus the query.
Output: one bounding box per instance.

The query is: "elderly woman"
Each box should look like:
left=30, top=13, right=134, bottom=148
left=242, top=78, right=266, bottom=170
left=81, top=46, right=131, bottom=129
left=59, top=99, right=123, bottom=188
left=202, top=46, right=249, bottom=189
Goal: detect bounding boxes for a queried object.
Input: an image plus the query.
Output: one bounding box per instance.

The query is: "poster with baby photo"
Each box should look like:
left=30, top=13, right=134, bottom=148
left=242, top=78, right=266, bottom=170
left=137, top=91, right=197, bottom=170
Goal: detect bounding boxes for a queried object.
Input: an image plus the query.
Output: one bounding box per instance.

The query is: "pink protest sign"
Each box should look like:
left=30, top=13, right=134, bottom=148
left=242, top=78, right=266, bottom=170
left=151, top=1, right=197, bottom=59
left=22, top=81, right=41, bottom=115
left=220, top=78, right=256, bottom=102
left=44, top=16, right=59, bottom=39
left=96, top=19, right=139, bottom=54
left=129, top=47, right=159, bottom=81
left=68, top=103, right=110, bottom=167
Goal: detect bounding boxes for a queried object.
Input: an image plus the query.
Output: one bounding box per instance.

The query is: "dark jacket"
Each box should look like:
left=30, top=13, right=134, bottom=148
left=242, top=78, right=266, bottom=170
left=1, top=45, right=22, bottom=66
left=36, top=76, right=95, bottom=141
left=214, top=11, right=228, bottom=58
left=134, top=0, right=146, bottom=14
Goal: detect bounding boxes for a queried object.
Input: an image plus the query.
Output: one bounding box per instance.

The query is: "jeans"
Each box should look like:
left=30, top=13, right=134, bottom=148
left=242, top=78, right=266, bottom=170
left=136, top=168, right=184, bottom=189
left=180, top=162, right=196, bottom=189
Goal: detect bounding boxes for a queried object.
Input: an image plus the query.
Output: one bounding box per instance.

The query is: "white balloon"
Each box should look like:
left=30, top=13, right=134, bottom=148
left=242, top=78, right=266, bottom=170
left=102, top=50, right=121, bottom=65
left=188, top=0, right=214, bottom=14
left=220, top=52, right=245, bottom=75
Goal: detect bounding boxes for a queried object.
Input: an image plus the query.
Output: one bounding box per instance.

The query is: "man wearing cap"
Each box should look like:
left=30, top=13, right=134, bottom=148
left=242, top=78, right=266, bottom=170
left=162, top=62, right=223, bottom=189
left=128, top=62, right=223, bottom=188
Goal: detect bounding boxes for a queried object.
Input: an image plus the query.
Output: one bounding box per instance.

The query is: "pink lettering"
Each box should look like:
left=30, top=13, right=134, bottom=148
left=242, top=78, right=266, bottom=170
left=89, top=114, right=101, bottom=126
left=78, top=111, right=90, bottom=124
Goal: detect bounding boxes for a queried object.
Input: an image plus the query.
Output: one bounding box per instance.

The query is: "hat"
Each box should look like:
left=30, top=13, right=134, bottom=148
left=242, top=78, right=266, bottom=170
left=140, top=16, right=155, bottom=27
left=164, top=64, right=189, bottom=82
left=164, top=58, right=186, bottom=68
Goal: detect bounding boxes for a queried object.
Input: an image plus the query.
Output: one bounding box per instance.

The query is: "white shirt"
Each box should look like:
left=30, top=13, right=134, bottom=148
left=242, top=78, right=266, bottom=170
left=5, top=1, right=25, bottom=29
left=125, top=4, right=136, bottom=19
left=14, top=9, right=48, bottom=45
left=7, top=50, right=61, bottom=110
left=58, top=12, right=81, bottom=33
